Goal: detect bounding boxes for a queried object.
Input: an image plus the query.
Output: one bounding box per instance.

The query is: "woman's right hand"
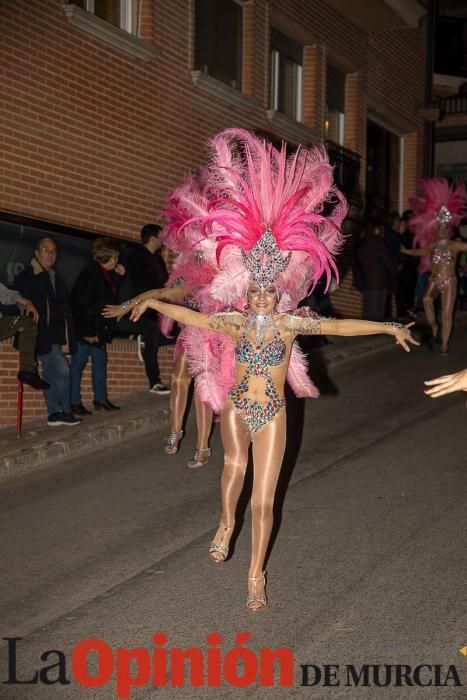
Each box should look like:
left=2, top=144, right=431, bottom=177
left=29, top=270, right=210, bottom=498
left=102, top=304, right=126, bottom=319
left=392, top=322, right=420, bottom=352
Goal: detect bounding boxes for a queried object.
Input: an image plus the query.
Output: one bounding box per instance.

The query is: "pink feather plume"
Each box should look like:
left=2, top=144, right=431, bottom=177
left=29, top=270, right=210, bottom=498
left=287, top=341, right=319, bottom=398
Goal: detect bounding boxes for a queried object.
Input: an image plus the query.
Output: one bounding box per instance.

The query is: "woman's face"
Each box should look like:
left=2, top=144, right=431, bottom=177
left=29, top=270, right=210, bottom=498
left=101, top=253, right=119, bottom=271
left=247, top=283, right=277, bottom=314
left=438, top=224, right=449, bottom=240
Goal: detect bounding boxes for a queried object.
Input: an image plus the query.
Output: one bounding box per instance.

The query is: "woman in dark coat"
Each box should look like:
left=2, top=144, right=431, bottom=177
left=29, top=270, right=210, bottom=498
left=70, top=238, right=125, bottom=413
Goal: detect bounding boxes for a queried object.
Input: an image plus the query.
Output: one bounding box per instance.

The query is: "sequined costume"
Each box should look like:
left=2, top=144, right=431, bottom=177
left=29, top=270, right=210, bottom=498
left=209, top=310, right=321, bottom=436
left=430, top=243, right=456, bottom=290
left=431, top=244, right=455, bottom=266
left=408, top=177, right=467, bottom=352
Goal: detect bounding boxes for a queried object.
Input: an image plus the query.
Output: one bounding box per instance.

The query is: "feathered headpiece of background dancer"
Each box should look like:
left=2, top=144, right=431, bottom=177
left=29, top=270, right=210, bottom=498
left=408, top=177, right=467, bottom=247
left=160, top=172, right=236, bottom=412
left=408, top=177, right=466, bottom=273
left=183, top=128, right=347, bottom=312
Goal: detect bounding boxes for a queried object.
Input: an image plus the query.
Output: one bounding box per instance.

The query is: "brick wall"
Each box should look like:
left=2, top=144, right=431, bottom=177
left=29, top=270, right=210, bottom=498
left=0, top=335, right=173, bottom=426
left=0, top=0, right=429, bottom=425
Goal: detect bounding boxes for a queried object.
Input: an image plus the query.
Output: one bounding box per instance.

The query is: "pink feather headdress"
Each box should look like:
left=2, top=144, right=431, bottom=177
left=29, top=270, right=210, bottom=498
left=408, top=177, right=467, bottom=249
left=184, top=128, right=347, bottom=311
left=159, top=130, right=347, bottom=410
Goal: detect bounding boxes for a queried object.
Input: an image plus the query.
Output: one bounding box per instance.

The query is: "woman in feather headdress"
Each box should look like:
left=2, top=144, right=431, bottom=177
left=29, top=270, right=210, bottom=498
left=131, top=129, right=418, bottom=610
left=402, top=177, right=467, bottom=354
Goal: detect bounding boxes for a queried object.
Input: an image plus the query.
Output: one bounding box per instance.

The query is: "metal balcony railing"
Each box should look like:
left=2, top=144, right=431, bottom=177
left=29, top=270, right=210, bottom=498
left=325, top=141, right=362, bottom=207
left=437, top=83, right=467, bottom=118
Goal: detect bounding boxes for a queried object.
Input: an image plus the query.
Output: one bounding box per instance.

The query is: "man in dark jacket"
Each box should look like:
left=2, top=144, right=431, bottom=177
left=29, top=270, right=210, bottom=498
left=354, top=220, right=395, bottom=321
left=128, top=224, right=170, bottom=394
left=15, top=238, right=80, bottom=426
left=70, top=238, right=125, bottom=414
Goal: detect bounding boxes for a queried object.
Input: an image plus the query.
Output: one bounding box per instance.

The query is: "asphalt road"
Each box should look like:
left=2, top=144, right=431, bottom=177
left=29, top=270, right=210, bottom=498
left=0, top=326, right=466, bottom=699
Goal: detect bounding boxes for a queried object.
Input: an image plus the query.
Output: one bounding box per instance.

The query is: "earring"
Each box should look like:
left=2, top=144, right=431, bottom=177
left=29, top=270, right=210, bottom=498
left=245, top=303, right=250, bottom=310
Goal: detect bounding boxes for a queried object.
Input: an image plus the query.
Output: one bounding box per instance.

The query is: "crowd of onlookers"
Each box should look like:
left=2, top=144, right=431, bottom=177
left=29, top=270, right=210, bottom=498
left=353, top=210, right=467, bottom=322
left=0, top=224, right=170, bottom=427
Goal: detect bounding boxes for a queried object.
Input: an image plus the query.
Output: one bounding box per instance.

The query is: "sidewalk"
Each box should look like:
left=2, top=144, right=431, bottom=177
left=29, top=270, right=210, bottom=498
left=0, top=317, right=461, bottom=483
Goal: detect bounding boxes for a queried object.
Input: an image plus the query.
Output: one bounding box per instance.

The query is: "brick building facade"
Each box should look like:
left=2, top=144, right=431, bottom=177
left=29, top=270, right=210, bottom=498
left=0, top=0, right=429, bottom=425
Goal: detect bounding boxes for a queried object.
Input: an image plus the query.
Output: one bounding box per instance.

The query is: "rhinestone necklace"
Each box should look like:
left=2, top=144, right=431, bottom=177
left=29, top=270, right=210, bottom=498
left=245, top=313, right=277, bottom=349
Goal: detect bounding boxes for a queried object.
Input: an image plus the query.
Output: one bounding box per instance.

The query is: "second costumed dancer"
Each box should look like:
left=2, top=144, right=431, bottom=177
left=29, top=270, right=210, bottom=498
left=131, top=129, right=418, bottom=610
left=402, top=177, right=467, bottom=354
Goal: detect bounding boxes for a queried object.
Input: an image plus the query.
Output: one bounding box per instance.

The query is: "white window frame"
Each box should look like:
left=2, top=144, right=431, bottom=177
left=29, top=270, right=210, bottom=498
left=270, top=49, right=280, bottom=112
left=270, top=49, right=303, bottom=123
left=368, top=112, right=404, bottom=214
left=80, top=0, right=136, bottom=35
left=294, top=63, right=303, bottom=123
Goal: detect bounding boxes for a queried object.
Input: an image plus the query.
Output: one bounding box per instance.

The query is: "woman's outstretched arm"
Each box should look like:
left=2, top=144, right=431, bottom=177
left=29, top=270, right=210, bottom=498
left=286, top=312, right=419, bottom=352
left=320, top=319, right=419, bottom=352
left=130, top=298, right=210, bottom=328
left=102, top=285, right=187, bottom=319
left=400, top=245, right=433, bottom=256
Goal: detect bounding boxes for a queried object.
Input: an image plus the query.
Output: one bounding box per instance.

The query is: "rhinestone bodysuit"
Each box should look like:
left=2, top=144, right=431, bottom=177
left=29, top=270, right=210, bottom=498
left=208, top=310, right=322, bottom=437
left=230, top=322, right=287, bottom=436
left=432, top=243, right=454, bottom=265
left=431, top=242, right=456, bottom=290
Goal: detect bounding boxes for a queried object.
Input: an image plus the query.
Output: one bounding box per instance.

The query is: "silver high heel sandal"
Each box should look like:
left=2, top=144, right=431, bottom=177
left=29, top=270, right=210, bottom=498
left=247, top=573, right=267, bottom=610
left=187, top=447, right=211, bottom=469
left=209, top=521, right=232, bottom=562
left=164, top=430, right=183, bottom=455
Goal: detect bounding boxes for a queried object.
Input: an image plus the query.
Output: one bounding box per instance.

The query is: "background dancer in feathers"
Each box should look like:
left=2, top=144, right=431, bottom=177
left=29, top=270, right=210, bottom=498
left=402, top=178, right=467, bottom=354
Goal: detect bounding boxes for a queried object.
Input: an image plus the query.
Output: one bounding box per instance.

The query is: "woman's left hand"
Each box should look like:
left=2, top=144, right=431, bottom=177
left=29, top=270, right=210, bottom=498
left=393, top=322, right=420, bottom=352
left=130, top=299, right=153, bottom=322
left=424, top=368, right=467, bottom=397
left=115, top=263, right=126, bottom=276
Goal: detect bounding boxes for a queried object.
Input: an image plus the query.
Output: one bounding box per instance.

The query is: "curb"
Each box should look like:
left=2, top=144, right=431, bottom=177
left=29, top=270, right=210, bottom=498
left=0, top=406, right=170, bottom=482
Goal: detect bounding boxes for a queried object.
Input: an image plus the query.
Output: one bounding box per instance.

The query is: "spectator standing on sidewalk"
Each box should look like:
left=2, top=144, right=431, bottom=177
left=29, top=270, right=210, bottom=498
left=354, top=219, right=395, bottom=321
left=0, top=282, right=49, bottom=389
left=14, top=238, right=80, bottom=426
left=128, top=224, right=170, bottom=395
left=70, top=238, right=125, bottom=414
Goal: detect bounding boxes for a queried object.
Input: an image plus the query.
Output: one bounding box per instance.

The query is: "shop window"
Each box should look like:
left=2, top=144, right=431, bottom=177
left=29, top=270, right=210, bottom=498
left=325, top=64, right=346, bottom=145
left=72, top=0, right=137, bottom=35
left=270, top=28, right=303, bottom=122
left=194, top=0, right=243, bottom=90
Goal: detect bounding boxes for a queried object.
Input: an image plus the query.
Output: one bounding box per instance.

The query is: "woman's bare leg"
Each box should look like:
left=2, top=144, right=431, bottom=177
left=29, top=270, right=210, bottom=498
left=423, top=278, right=441, bottom=337
left=194, top=396, right=213, bottom=451
left=248, top=409, right=287, bottom=604
left=165, top=352, right=191, bottom=453
left=186, top=396, right=214, bottom=467
left=168, top=353, right=191, bottom=434
left=440, top=278, right=457, bottom=352
left=210, top=401, right=250, bottom=559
